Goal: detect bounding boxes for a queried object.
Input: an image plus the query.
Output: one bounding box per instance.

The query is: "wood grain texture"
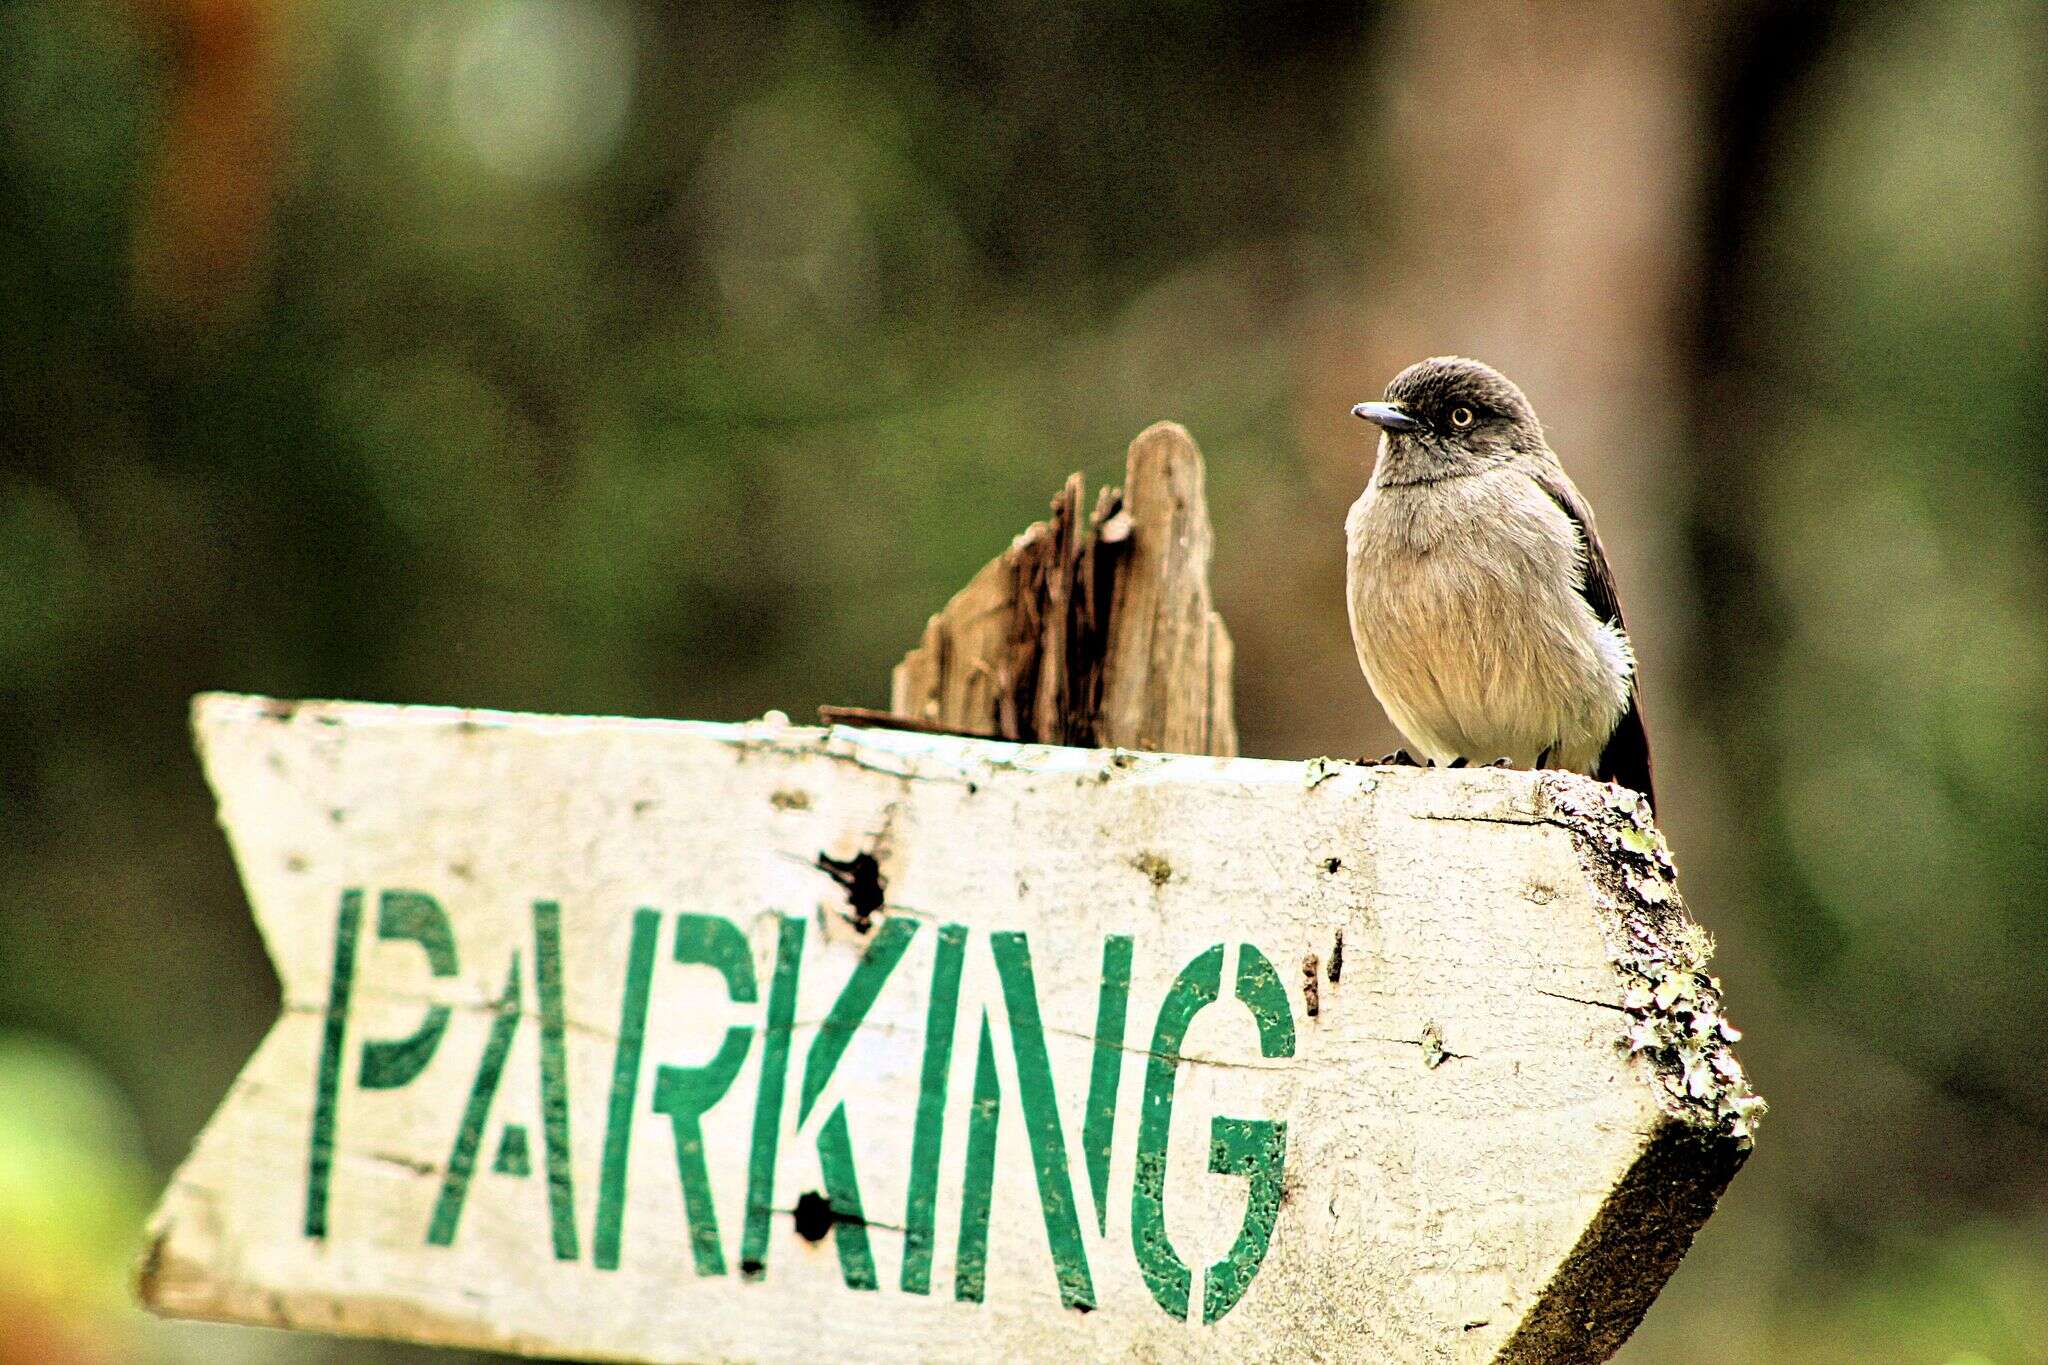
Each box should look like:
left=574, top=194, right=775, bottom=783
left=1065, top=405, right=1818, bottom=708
left=139, top=695, right=1756, bottom=1364
left=889, top=422, right=1236, bottom=756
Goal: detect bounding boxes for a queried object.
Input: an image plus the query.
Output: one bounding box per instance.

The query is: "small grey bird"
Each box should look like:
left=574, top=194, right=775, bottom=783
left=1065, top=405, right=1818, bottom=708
left=1346, top=356, right=1655, bottom=810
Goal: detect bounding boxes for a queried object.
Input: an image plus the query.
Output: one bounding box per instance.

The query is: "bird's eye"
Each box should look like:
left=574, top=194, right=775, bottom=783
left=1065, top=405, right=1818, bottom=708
left=1449, top=405, right=1476, bottom=429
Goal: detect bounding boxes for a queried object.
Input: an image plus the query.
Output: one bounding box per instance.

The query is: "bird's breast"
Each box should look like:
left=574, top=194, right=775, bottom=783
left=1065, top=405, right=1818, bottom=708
left=1345, top=471, right=1626, bottom=770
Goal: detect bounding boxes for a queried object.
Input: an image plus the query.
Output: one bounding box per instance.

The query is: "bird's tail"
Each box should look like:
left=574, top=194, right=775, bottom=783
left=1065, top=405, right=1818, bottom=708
left=1596, top=693, right=1656, bottom=814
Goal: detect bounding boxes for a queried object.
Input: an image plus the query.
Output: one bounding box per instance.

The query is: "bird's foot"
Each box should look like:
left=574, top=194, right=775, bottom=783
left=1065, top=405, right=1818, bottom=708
left=1487, top=757, right=1515, bottom=769
left=1367, top=748, right=1422, bottom=767
left=1445, top=757, right=1468, bottom=769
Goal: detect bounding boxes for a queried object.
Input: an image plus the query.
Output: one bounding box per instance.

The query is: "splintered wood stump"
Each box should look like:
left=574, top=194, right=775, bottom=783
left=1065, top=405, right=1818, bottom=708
left=873, top=421, right=1236, bottom=757
left=140, top=698, right=1758, bottom=1365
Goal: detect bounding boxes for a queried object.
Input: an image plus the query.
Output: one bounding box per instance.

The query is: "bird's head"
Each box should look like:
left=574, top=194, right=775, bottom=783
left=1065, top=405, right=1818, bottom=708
left=1352, top=356, right=1546, bottom=485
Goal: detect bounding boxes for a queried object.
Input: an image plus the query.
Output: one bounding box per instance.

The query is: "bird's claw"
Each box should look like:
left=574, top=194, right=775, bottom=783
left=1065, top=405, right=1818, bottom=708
left=1368, top=748, right=1422, bottom=767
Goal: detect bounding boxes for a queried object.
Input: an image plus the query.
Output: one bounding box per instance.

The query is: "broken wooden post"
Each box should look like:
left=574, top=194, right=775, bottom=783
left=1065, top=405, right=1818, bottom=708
left=828, top=420, right=1235, bottom=757
left=140, top=423, right=1756, bottom=1363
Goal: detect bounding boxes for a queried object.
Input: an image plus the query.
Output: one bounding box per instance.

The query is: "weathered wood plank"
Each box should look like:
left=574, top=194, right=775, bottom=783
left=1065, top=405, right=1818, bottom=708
left=139, top=694, right=1756, bottom=1363
left=1095, top=422, right=1234, bottom=757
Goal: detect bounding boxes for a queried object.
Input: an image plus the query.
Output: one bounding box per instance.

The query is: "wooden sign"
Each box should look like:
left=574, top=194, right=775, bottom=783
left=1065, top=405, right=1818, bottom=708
left=140, top=693, right=1759, bottom=1362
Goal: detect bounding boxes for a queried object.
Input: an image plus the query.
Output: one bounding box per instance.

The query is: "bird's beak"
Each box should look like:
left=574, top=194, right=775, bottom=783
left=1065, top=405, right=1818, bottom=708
left=1352, top=401, right=1421, bottom=432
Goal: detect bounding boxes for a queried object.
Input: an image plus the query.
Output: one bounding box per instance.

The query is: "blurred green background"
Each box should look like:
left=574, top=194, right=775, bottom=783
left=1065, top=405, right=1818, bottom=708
left=2, top=0, right=2044, bottom=1360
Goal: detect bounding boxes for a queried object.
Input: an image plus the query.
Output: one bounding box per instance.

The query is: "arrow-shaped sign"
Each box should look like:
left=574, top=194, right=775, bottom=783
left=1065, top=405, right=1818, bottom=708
left=139, top=694, right=1756, bottom=1362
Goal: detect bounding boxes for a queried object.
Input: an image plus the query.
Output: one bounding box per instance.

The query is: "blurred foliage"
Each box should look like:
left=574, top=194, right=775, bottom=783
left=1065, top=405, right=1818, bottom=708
left=1750, top=0, right=2048, bottom=1055
left=1779, top=1214, right=2048, bottom=1364
left=0, top=1037, right=153, bottom=1354
left=1, top=0, right=2044, bottom=1361
left=1678, top=2, right=2048, bottom=1331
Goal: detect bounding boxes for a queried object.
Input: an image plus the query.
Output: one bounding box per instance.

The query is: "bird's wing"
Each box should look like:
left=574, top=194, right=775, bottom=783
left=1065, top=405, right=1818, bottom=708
left=1529, top=465, right=1657, bottom=812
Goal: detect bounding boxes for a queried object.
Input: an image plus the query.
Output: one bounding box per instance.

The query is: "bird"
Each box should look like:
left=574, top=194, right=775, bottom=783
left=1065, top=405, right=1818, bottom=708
left=1345, top=356, right=1655, bottom=811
